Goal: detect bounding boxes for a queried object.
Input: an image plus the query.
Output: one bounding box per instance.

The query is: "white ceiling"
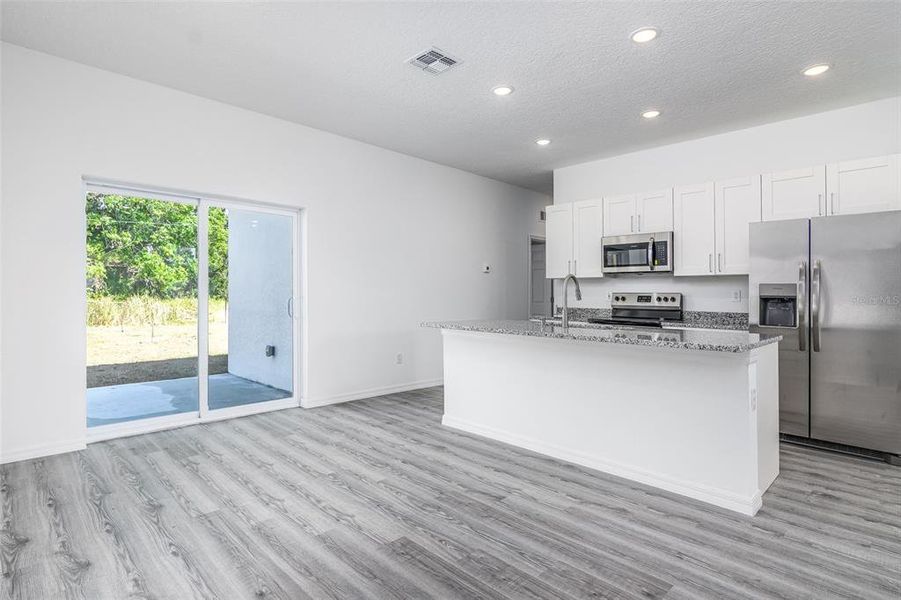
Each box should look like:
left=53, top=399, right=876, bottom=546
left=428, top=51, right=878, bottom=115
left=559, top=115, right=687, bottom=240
left=3, top=1, right=900, bottom=194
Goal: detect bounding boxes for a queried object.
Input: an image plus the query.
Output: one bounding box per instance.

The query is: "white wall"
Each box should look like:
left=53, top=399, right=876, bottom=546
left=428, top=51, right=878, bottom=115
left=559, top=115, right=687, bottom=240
left=553, top=97, right=901, bottom=313
left=0, top=44, right=549, bottom=463
left=227, top=209, right=294, bottom=392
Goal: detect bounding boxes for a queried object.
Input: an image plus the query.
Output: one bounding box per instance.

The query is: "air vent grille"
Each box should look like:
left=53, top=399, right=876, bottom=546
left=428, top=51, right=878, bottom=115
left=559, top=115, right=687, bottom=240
left=407, top=47, right=461, bottom=75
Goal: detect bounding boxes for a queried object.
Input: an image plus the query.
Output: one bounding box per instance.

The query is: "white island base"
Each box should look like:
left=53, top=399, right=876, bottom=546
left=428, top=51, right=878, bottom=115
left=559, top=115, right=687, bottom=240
left=440, top=329, right=780, bottom=516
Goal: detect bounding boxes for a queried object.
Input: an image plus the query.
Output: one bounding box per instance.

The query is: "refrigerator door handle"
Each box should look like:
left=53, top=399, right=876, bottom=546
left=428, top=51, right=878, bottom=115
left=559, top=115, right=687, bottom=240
left=811, top=259, right=821, bottom=352
left=797, top=261, right=807, bottom=352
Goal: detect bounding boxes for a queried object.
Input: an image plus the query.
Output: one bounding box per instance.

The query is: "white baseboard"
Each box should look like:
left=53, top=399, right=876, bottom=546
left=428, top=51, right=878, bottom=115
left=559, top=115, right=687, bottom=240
left=1, top=438, right=87, bottom=465
left=442, top=415, right=762, bottom=516
left=302, top=378, right=443, bottom=408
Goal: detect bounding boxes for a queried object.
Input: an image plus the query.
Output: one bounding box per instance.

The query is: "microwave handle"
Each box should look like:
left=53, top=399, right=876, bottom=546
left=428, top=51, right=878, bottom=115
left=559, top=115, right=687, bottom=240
left=647, top=237, right=655, bottom=271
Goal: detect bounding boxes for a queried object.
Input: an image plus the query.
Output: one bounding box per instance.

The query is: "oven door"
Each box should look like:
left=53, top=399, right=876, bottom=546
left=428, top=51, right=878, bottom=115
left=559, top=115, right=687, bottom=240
left=603, top=233, right=672, bottom=273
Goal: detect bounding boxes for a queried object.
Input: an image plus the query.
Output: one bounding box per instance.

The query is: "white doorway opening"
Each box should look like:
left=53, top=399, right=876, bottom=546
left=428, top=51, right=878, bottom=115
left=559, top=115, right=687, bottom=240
left=529, top=236, right=553, bottom=317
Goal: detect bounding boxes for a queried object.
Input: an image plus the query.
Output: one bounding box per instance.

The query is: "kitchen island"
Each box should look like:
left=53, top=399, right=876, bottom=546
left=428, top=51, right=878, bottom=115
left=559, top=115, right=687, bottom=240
left=423, top=320, right=782, bottom=516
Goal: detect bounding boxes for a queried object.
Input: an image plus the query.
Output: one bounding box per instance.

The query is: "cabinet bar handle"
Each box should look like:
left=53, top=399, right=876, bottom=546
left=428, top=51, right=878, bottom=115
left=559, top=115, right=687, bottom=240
left=717, top=253, right=723, bottom=273
left=830, top=192, right=835, bottom=215
left=637, top=214, right=641, bottom=232
left=818, top=193, right=823, bottom=216
left=630, top=215, right=634, bottom=232
left=708, top=253, right=713, bottom=273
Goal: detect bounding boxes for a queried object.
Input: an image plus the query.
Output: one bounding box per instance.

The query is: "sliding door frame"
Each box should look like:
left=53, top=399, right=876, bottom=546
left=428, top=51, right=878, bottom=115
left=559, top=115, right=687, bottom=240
left=84, top=178, right=303, bottom=443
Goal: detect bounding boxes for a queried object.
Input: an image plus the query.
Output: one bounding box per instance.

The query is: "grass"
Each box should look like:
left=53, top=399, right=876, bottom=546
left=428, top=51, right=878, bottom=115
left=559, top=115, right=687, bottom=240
left=87, top=322, right=228, bottom=366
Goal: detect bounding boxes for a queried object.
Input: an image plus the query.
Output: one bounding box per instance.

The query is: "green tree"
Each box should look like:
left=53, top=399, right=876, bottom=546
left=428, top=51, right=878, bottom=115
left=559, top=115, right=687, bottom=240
left=86, top=193, right=229, bottom=299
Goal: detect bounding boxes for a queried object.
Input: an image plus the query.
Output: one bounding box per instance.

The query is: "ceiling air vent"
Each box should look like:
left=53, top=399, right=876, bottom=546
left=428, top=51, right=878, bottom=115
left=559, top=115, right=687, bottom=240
left=407, top=47, right=461, bottom=75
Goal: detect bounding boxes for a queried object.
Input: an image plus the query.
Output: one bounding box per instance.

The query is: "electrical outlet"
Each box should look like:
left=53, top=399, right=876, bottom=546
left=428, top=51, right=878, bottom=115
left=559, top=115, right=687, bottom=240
left=732, top=290, right=742, bottom=302
left=482, top=263, right=491, bottom=274
left=395, top=352, right=404, bottom=365
left=607, top=291, right=613, bottom=301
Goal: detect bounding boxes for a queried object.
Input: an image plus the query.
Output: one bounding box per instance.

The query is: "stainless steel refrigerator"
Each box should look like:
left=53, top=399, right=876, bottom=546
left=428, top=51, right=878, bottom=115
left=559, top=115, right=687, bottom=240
left=749, top=211, right=901, bottom=457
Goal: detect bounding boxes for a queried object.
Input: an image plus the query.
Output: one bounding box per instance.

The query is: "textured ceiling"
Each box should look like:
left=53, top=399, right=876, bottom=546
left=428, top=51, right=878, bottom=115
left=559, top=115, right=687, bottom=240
left=3, top=1, right=900, bottom=194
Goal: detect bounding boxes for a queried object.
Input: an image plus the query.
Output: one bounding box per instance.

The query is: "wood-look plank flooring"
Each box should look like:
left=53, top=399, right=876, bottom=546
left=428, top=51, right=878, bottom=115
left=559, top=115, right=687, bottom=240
left=2, top=386, right=899, bottom=599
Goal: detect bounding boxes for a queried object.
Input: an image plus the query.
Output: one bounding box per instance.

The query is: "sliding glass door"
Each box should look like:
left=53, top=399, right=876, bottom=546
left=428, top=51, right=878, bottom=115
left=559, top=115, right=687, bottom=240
left=85, top=184, right=299, bottom=438
left=205, top=205, right=295, bottom=414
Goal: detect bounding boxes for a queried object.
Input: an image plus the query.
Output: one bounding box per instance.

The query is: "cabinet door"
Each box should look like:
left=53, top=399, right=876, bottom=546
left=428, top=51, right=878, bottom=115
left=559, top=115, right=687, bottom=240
left=673, top=183, right=716, bottom=276
left=573, top=199, right=604, bottom=278
left=636, top=188, right=674, bottom=233
left=545, top=204, right=573, bottom=279
left=826, top=154, right=901, bottom=216
left=761, top=166, right=826, bottom=221
left=603, top=194, right=637, bottom=236
left=715, top=176, right=761, bottom=275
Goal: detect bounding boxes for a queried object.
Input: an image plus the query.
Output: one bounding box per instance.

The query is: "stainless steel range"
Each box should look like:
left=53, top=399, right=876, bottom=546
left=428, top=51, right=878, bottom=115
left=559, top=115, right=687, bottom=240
left=588, top=292, right=683, bottom=328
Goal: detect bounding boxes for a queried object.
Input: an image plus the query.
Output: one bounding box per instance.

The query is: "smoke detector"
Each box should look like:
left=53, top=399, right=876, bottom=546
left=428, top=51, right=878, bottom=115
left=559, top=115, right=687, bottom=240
left=407, top=47, right=461, bottom=75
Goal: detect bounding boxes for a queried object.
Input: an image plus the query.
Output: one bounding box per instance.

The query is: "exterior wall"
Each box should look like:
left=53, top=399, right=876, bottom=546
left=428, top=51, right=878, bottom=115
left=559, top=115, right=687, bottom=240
left=0, top=44, right=549, bottom=463
left=552, top=97, right=901, bottom=314
left=227, top=209, right=294, bottom=392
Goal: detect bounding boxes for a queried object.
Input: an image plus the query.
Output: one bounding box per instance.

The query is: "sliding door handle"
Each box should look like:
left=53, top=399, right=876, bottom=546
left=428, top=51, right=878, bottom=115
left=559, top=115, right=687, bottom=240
left=797, top=261, right=807, bottom=352
left=811, top=260, right=821, bottom=352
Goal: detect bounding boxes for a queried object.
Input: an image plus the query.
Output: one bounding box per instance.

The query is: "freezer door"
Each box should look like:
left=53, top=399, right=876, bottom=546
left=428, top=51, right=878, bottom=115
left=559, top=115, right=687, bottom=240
left=810, top=211, right=901, bottom=454
left=749, top=219, right=810, bottom=436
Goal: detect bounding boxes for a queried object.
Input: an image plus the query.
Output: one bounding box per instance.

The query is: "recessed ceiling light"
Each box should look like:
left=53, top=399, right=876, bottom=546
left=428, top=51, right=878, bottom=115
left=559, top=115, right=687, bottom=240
left=536, top=139, right=551, bottom=146
left=630, top=27, right=659, bottom=43
left=641, top=109, right=661, bottom=119
left=493, top=85, right=514, bottom=96
left=802, top=64, right=830, bottom=77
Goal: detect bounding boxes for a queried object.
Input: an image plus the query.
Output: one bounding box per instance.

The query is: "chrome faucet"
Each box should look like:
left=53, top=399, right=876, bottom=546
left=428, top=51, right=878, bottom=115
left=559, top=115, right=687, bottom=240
left=560, top=273, right=582, bottom=330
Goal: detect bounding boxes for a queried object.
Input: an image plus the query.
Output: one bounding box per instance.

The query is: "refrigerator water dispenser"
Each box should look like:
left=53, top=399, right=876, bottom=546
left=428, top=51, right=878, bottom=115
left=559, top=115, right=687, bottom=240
left=758, top=283, right=798, bottom=328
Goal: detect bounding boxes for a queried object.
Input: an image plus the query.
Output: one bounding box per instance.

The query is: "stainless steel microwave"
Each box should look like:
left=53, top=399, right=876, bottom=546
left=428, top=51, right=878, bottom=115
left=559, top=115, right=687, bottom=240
left=602, top=231, right=674, bottom=274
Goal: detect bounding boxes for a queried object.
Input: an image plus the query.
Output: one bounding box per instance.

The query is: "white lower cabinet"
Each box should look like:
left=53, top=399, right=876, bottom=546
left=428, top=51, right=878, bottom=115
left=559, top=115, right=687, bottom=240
left=573, top=199, right=604, bottom=278
left=674, top=183, right=716, bottom=276
left=545, top=204, right=573, bottom=279
left=826, top=154, right=901, bottom=215
left=545, top=201, right=605, bottom=279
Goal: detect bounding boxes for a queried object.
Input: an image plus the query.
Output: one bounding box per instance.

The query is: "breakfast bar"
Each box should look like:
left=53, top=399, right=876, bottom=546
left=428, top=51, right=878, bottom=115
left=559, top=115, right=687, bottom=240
left=424, top=320, right=782, bottom=515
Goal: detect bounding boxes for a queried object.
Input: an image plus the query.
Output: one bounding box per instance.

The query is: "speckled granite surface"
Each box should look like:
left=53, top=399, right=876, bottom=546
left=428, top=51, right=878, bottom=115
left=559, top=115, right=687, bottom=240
left=422, top=320, right=780, bottom=353
left=553, top=308, right=749, bottom=331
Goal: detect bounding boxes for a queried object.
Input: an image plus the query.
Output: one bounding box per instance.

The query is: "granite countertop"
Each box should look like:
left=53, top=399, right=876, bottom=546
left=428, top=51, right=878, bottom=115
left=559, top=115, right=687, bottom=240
left=421, top=319, right=781, bottom=353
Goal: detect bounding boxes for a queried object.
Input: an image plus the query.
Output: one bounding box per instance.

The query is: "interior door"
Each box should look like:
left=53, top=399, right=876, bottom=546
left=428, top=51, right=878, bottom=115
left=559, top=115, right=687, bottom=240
left=809, top=212, right=901, bottom=453
left=749, top=218, right=810, bottom=437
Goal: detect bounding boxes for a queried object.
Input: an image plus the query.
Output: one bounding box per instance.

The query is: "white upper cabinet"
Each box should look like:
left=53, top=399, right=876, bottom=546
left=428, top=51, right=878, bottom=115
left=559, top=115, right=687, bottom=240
left=545, top=204, right=573, bottom=279
left=636, top=189, right=674, bottom=233
left=602, top=194, right=637, bottom=236
left=674, top=183, right=716, bottom=276
left=573, top=199, right=605, bottom=278
left=761, top=166, right=826, bottom=221
left=715, top=176, right=761, bottom=275
left=826, top=154, right=901, bottom=216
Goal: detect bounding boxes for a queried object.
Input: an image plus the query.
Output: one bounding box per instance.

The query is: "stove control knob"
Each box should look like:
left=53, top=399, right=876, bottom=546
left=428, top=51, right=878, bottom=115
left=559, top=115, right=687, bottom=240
left=670, top=296, right=676, bottom=302
left=663, top=297, right=669, bottom=302
left=656, top=296, right=661, bottom=302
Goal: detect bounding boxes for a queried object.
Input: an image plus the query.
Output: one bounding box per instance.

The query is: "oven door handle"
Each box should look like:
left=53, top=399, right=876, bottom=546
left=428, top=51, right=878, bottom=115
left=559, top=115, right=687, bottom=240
left=647, top=237, right=655, bottom=271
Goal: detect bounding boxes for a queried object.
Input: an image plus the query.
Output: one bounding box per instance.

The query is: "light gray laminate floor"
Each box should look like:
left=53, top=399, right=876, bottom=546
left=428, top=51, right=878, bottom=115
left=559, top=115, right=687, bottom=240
left=2, top=386, right=899, bottom=599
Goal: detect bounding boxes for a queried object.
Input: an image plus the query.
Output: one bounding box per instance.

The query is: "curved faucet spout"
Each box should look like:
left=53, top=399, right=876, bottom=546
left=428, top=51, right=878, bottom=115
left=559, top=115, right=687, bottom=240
left=561, top=273, right=582, bottom=330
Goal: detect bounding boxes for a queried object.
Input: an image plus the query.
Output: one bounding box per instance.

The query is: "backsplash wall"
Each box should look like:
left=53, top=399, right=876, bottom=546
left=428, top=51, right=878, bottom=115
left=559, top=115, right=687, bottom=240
left=553, top=274, right=749, bottom=313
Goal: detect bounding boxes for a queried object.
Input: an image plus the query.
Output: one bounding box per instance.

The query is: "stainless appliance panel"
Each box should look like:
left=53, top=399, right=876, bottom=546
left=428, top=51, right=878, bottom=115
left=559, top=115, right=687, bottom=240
left=749, top=218, right=810, bottom=437
left=809, top=212, right=901, bottom=454
left=602, top=231, right=673, bottom=273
